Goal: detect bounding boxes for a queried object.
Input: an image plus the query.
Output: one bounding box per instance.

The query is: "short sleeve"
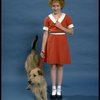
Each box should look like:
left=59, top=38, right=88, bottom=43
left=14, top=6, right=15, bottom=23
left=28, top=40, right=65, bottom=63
left=43, top=17, right=49, bottom=31
left=66, top=15, right=74, bottom=29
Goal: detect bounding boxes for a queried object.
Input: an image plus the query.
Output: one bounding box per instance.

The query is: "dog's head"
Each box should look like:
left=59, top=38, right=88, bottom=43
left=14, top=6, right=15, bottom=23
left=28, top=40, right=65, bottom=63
left=28, top=68, right=44, bottom=85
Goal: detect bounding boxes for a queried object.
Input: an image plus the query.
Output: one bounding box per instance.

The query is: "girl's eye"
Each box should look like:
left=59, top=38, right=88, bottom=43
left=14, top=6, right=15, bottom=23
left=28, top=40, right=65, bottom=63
left=57, top=5, right=60, bottom=7
left=52, top=5, right=55, bottom=7
left=52, top=5, right=60, bottom=7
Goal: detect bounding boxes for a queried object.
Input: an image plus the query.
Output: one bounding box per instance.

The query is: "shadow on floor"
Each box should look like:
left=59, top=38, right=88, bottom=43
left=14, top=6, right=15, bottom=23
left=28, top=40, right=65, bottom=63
left=47, top=94, right=98, bottom=100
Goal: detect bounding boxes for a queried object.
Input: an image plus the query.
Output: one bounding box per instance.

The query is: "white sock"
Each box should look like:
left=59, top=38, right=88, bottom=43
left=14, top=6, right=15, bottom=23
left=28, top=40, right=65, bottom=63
left=57, top=85, right=61, bottom=95
left=52, top=86, right=56, bottom=95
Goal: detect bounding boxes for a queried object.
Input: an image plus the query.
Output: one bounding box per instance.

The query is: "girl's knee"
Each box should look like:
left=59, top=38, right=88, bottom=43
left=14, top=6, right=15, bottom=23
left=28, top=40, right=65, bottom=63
left=50, top=64, right=56, bottom=70
left=57, top=65, right=63, bottom=70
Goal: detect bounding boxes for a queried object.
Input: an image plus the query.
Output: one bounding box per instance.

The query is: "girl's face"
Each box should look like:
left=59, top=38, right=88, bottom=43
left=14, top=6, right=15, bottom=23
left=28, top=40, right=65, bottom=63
left=51, top=2, right=61, bottom=14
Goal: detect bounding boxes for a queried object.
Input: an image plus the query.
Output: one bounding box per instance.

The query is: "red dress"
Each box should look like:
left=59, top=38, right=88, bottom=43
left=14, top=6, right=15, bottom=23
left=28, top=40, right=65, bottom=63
left=43, top=13, right=74, bottom=64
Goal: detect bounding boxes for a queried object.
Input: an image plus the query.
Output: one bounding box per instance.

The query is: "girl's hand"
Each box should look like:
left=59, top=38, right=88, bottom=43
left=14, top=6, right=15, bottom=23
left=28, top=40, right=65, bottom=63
left=40, top=51, right=45, bottom=58
left=55, top=21, right=63, bottom=29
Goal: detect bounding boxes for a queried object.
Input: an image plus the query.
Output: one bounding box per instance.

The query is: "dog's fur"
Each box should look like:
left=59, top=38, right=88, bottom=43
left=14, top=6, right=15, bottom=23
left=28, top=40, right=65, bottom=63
left=25, top=35, right=47, bottom=100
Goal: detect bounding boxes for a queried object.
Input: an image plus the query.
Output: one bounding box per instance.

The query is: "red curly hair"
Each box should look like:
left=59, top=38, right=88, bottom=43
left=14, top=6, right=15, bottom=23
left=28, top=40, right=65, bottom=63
left=48, top=0, right=65, bottom=9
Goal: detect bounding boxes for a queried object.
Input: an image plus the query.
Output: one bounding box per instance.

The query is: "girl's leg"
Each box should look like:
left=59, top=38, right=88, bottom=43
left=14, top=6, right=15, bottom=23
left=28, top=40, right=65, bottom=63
left=50, top=64, right=57, bottom=95
left=50, top=64, right=57, bottom=86
left=57, top=64, right=63, bottom=86
left=57, top=64, right=63, bottom=95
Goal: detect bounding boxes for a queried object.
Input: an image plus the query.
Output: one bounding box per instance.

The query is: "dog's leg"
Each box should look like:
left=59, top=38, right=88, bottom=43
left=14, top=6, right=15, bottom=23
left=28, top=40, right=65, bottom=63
left=42, top=89, right=47, bottom=100
left=32, top=87, right=43, bottom=100
left=41, top=84, right=47, bottom=100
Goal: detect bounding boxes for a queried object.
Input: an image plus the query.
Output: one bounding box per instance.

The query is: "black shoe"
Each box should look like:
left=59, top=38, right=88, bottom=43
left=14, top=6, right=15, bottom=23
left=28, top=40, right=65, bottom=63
left=50, top=94, right=57, bottom=100
left=56, top=94, right=62, bottom=100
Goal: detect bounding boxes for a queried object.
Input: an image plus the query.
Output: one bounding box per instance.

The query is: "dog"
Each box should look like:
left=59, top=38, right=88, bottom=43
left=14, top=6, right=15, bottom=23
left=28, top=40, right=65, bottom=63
left=25, top=35, right=47, bottom=100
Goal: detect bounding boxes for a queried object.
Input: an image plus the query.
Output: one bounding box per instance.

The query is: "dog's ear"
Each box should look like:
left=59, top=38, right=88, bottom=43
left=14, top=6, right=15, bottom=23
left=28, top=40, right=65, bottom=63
left=38, top=70, right=44, bottom=76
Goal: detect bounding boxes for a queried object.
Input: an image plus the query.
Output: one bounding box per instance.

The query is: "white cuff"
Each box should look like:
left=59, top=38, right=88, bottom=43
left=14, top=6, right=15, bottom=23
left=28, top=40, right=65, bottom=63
left=68, top=24, right=74, bottom=29
left=43, top=26, right=48, bottom=31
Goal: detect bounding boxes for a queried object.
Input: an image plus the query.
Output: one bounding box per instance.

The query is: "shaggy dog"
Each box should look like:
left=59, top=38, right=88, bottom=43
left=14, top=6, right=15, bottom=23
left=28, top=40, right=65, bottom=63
left=25, top=35, right=47, bottom=100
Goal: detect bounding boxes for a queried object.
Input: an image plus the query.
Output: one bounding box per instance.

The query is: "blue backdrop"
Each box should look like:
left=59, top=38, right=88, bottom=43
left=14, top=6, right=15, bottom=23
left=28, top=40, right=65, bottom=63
left=2, top=0, right=99, bottom=100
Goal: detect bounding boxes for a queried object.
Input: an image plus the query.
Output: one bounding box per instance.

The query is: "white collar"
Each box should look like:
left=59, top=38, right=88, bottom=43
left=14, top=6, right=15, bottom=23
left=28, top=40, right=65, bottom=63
left=48, top=13, right=66, bottom=23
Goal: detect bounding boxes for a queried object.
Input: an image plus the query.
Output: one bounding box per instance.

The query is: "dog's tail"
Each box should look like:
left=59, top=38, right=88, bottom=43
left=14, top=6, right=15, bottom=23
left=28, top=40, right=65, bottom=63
left=31, top=35, right=38, bottom=50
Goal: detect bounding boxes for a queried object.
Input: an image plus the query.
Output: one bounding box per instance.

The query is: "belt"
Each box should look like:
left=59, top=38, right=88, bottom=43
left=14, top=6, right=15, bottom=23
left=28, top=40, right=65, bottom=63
left=49, top=32, right=66, bottom=35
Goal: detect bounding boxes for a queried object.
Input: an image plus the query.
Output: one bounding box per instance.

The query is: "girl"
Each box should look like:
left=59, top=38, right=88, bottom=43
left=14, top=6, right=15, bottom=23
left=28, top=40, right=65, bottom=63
left=40, top=0, right=74, bottom=99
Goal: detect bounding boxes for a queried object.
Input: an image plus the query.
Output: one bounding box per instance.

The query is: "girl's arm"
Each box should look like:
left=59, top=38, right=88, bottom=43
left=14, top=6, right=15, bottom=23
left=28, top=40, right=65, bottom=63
left=55, top=21, right=74, bottom=35
left=41, top=31, right=48, bottom=52
left=40, top=31, right=48, bottom=58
